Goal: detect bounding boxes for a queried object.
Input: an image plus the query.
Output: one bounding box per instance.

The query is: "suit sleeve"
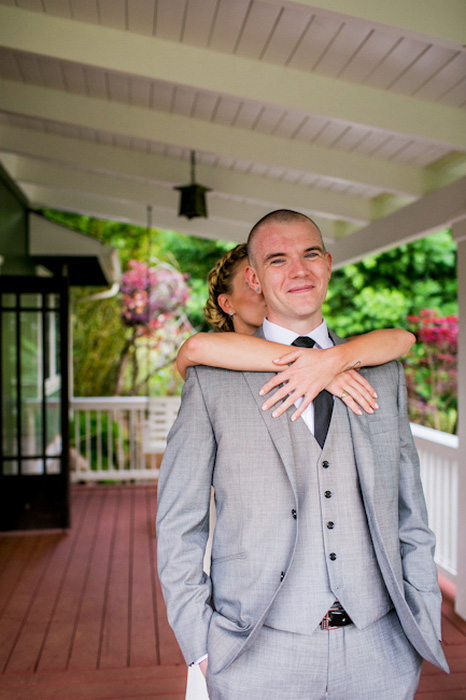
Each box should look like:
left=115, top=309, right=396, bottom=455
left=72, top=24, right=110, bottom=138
left=156, top=366, right=216, bottom=664
left=396, top=361, right=443, bottom=640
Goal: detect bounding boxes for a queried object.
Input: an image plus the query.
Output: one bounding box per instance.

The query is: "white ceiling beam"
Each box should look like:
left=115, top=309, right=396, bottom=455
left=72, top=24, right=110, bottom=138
left=6, top=154, right=266, bottom=225
left=4, top=153, right=339, bottom=242
left=0, top=5, right=464, bottom=151
left=0, top=79, right=425, bottom=197
left=0, top=124, right=371, bottom=223
left=20, top=182, right=249, bottom=244
left=330, top=176, right=466, bottom=268
left=18, top=178, right=344, bottom=245
left=262, top=0, right=466, bottom=48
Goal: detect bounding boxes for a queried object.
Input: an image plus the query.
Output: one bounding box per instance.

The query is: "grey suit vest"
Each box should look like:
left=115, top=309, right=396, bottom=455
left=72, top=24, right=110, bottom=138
left=265, top=400, right=392, bottom=635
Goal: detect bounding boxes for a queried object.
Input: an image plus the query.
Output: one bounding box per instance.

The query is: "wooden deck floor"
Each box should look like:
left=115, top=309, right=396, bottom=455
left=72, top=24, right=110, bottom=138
left=0, top=484, right=186, bottom=700
left=0, top=483, right=464, bottom=700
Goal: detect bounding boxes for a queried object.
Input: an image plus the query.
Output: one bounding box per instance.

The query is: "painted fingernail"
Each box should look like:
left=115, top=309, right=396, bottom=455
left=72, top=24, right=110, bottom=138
left=374, top=402, right=379, bottom=409
left=272, top=410, right=279, bottom=418
left=262, top=403, right=268, bottom=411
left=373, top=392, right=378, bottom=398
left=368, top=408, right=374, bottom=414
left=357, top=409, right=363, bottom=416
left=259, top=389, right=265, bottom=395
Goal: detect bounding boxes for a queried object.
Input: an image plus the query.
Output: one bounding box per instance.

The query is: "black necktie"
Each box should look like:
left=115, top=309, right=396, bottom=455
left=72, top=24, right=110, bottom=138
left=291, top=336, right=333, bottom=448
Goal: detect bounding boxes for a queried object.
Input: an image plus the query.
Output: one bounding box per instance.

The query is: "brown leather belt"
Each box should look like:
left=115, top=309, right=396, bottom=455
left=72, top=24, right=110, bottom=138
left=320, top=602, right=353, bottom=630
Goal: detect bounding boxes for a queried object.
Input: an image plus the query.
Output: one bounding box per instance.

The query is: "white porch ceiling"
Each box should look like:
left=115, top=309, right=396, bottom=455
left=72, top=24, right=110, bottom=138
left=0, top=0, right=465, bottom=266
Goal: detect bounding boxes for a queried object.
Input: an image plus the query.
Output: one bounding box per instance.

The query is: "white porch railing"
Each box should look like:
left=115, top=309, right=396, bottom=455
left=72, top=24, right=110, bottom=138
left=411, top=423, right=459, bottom=582
left=69, top=397, right=458, bottom=582
left=70, top=396, right=181, bottom=482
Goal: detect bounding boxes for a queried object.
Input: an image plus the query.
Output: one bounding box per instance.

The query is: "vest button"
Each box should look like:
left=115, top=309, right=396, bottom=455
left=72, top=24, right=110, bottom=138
left=324, top=490, right=332, bottom=499
left=322, top=460, right=330, bottom=468
left=327, top=521, right=335, bottom=529
left=291, top=509, right=297, bottom=519
left=329, top=552, right=337, bottom=561
left=280, top=571, right=285, bottom=582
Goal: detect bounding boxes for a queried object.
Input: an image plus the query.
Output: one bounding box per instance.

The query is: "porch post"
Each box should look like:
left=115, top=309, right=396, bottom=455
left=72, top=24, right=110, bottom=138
left=451, top=218, right=466, bottom=620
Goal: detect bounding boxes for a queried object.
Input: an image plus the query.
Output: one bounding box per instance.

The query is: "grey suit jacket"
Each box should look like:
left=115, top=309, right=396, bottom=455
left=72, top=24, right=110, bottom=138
left=156, top=331, right=448, bottom=674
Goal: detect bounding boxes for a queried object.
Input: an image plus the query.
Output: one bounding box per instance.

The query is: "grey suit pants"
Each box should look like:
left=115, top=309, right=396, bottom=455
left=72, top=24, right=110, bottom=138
left=206, top=610, right=423, bottom=700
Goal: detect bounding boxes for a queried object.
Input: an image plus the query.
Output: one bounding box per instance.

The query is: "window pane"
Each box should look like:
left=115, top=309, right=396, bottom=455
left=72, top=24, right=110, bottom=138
left=21, top=459, right=44, bottom=475
left=1, top=294, right=16, bottom=308
left=46, top=294, right=59, bottom=310
left=20, top=312, right=43, bottom=456
left=2, top=312, right=17, bottom=457
left=46, top=458, right=61, bottom=474
left=46, top=388, right=62, bottom=475
left=2, top=460, right=18, bottom=476
left=20, top=294, right=40, bottom=308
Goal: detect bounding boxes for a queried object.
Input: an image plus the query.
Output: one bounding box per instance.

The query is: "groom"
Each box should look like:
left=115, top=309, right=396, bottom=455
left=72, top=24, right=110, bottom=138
left=157, top=210, right=447, bottom=699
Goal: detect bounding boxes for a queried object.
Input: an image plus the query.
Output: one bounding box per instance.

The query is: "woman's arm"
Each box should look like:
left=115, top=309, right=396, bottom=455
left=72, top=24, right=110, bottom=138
left=176, top=329, right=415, bottom=419
left=261, top=329, right=415, bottom=419
left=176, top=332, right=296, bottom=379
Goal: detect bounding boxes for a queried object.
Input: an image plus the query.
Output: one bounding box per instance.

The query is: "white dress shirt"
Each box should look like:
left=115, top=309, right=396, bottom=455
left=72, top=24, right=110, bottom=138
left=262, top=317, right=334, bottom=434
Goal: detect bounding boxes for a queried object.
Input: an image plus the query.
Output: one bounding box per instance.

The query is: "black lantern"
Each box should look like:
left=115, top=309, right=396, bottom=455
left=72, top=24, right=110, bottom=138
left=175, top=151, right=211, bottom=219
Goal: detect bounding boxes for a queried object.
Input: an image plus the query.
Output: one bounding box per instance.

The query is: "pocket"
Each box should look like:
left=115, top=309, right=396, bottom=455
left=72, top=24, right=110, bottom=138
left=211, top=551, right=247, bottom=564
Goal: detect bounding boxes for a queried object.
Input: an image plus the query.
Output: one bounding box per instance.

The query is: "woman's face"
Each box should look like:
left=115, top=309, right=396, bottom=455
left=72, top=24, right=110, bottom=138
left=220, top=258, right=267, bottom=335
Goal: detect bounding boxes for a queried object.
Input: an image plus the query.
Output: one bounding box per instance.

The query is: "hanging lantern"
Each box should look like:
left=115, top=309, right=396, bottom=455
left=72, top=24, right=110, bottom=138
left=174, top=150, right=211, bottom=219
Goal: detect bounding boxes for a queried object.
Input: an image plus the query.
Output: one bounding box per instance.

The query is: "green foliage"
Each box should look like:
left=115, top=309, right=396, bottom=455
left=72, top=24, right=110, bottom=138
left=324, top=231, right=457, bottom=336
left=71, top=293, right=126, bottom=396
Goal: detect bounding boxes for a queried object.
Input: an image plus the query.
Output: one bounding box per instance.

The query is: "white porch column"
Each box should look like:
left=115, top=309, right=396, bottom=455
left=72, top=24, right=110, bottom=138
left=451, top=218, right=466, bottom=620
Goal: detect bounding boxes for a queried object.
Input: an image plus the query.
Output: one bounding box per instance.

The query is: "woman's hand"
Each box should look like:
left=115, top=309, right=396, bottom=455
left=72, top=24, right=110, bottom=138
left=259, top=347, right=379, bottom=421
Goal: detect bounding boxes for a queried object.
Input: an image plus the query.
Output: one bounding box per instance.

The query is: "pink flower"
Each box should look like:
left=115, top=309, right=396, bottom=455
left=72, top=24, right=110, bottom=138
left=120, top=259, right=190, bottom=328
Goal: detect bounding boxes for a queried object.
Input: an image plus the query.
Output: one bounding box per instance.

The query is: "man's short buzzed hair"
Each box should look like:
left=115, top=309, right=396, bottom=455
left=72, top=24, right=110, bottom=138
left=247, top=210, right=325, bottom=266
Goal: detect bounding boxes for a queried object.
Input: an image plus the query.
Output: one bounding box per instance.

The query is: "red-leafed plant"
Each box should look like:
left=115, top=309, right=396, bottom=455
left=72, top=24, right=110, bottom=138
left=403, top=309, right=458, bottom=434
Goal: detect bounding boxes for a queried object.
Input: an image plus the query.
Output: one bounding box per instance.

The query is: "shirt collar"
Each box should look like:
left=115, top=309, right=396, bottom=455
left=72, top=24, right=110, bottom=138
left=262, top=318, right=333, bottom=350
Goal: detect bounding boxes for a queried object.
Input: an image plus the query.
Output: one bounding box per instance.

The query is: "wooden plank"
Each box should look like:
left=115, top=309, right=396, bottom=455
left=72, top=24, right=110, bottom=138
left=0, top=535, right=37, bottom=615
left=128, top=487, right=159, bottom=667
left=36, top=487, right=102, bottom=671
left=0, top=665, right=187, bottom=699
left=4, top=490, right=89, bottom=674
left=67, top=487, right=120, bottom=670
left=98, top=487, right=132, bottom=669
left=0, top=534, right=61, bottom=673
left=442, top=616, right=466, bottom=646
left=417, top=671, right=466, bottom=692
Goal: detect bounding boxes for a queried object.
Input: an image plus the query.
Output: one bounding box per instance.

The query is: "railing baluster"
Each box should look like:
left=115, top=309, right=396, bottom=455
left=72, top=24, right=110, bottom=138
left=107, top=408, right=113, bottom=470
left=85, top=409, right=91, bottom=470
left=96, top=409, right=102, bottom=473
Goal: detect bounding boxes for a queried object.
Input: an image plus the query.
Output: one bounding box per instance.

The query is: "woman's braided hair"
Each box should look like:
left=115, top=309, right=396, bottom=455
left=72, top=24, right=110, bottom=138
left=204, top=243, right=248, bottom=332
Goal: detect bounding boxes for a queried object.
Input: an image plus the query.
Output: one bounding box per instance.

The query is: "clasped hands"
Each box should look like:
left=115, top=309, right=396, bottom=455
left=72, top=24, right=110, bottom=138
left=259, top=347, right=379, bottom=422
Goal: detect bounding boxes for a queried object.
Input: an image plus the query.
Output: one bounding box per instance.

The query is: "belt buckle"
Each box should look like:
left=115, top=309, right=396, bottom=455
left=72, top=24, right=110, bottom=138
left=320, top=604, right=341, bottom=631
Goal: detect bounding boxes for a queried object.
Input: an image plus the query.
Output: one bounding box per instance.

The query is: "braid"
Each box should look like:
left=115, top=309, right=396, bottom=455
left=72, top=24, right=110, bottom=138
left=204, top=244, right=248, bottom=332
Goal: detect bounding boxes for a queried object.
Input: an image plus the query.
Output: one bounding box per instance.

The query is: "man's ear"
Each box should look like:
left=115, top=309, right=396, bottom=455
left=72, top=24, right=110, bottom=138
left=218, top=293, right=233, bottom=316
left=325, top=252, right=333, bottom=281
left=245, top=265, right=260, bottom=293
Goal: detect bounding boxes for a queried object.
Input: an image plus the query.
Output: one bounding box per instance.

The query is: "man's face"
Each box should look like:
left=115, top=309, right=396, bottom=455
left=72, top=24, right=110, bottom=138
left=246, top=220, right=332, bottom=333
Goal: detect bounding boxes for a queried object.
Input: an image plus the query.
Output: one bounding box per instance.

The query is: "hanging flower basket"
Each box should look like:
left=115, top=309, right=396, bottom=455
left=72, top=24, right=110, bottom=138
left=120, top=259, right=190, bottom=333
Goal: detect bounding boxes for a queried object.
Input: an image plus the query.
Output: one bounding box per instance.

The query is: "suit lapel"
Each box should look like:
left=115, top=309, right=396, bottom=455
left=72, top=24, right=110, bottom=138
left=329, top=330, right=376, bottom=498
left=242, top=370, right=299, bottom=498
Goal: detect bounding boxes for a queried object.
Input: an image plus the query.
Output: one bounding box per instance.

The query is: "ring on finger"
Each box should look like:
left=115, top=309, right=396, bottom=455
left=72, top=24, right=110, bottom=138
left=340, top=391, right=349, bottom=399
